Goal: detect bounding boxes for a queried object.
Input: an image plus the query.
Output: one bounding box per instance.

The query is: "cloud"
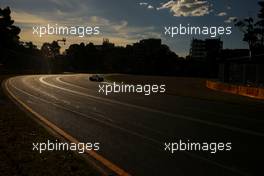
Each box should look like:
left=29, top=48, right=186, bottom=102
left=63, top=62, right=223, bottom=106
left=139, top=2, right=148, bottom=6
left=157, top=0, right=212, bottom=17
left=109, top=21, right=158, bottom=41
left=89, top=16, right=110, bottom=26
left=12, top=11, right=51, bottom=25
left=147, top=5, right=154, bottom=9
left=224, top=16, right=237, bottom=23
left=217, top=12, right=227, bottom=16
left=113, top=20, right=128, bottom=31
left=139, top=2, right=154, bottom=10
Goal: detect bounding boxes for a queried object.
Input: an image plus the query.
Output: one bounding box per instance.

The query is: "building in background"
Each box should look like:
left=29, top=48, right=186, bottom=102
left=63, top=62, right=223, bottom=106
left=188, top=38, right=223, bottom=77
left=218, top=51, right=264, bottom=86
left=189, top=38, right=223, bottom=61
left=189, top=39, right=206, bottom=60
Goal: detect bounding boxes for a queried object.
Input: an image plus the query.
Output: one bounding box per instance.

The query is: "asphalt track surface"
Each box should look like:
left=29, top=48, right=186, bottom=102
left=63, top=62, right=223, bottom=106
left=4, top=74, right=264, bottom=176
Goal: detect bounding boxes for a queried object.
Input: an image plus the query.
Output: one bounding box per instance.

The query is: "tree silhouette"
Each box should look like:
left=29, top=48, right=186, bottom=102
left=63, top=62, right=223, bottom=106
left=256, top=1, right=264, bottom=46
left=24, top=41, right=37, bottom=49
left=41, top=41, right=60, bottom=58
left=235, top=18, right=258, bottom=56
left=235, top=1, right=264, bottom=55
left=0, top=6, right=21, bottom=65
left=0, top=7, right=20, bottom=48
left=63, top=38, right=182, bottom=75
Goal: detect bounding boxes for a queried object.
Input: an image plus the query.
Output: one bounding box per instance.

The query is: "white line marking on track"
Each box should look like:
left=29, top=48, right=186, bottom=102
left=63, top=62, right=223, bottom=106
left=5, top=78, right=131, bottom=176
left=8, top=76, right=250, bottom=176
left=41, top=76, right=264, bottom=137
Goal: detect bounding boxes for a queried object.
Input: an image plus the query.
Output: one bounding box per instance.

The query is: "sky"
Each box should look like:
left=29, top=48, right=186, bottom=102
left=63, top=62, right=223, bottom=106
left=0, top=0, right=262, bottom=56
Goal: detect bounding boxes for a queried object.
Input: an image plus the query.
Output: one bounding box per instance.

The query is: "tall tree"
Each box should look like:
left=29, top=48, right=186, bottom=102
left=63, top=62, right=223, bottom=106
left=235, top=17, right=258, bottom=56
left=0, top=7, right=20, bottom=48
left=0, top=6, right=21, bottom=65
left=256, top=1, right=264, bottom=46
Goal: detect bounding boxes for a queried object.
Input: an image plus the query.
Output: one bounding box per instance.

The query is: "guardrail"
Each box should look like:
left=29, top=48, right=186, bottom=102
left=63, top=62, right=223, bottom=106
left=206, top=80, right=264, bottom=100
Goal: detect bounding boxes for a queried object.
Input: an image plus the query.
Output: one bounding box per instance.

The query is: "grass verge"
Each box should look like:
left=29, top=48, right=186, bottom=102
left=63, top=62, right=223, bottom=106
left=0, top=75, right=99, bottom=176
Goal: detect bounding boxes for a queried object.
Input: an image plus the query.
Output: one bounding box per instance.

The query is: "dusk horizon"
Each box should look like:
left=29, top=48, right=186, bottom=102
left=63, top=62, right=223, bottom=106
left=1, top=0, right=261, bottom=56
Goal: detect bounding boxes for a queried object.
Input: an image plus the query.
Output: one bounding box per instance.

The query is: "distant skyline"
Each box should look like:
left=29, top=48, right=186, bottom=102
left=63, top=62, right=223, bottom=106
left=0, top=0, right=261, bottom=56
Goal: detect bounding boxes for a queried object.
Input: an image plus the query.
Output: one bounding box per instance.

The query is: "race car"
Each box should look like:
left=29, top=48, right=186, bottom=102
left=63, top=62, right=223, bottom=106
left=89, top=74, right=104, bottom=82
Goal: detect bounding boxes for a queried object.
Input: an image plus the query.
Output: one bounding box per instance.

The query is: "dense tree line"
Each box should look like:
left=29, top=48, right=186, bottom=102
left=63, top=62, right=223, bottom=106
left=64, top=39, right=184, bottom=75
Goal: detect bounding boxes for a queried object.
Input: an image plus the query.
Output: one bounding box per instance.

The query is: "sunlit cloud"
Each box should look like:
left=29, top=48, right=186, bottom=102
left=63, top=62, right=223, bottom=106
left=224, top=16, right=237, bottom=23
left=147, top=5, right=154, bottom=9
left=157, top=0, right=213, bottom=17
left=139, top=2, right=154, bottom=10
left=217, top=12, right=227, bottom=17
left=139, top=2, right=148, bottom=6
left=12, top=11, right=51, bottom=25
